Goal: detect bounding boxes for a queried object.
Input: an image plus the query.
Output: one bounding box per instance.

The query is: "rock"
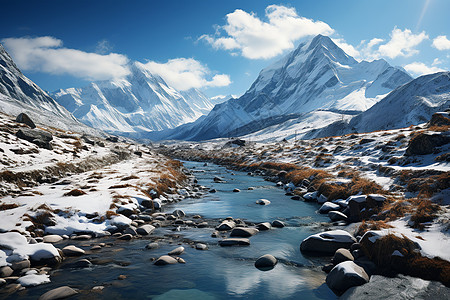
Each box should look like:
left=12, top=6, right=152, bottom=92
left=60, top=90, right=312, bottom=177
left=319, top=202, right=341, bottom=214
left=154, top=255, right=178, bottom=265
left=326, top=261, right=369, bottom=294
left=145, top=242, right=159, bottom=250
left=62, top=245, right=85, bottom=257
left=328, top=211, right=348, bottom=222
left=136, top=225, right=155, bottom=235
left=168, top=246, right=185, bottom=256
left=11, top=260, right=30, bottom=272
left=43, top=235, right=63, bottom=244
left=317, top=194, right=328, bottom=204
left=405, top=133, right=450, bottom=156
left=16, top=113, right=36, bottom=128
left=303, top=191, right=318, bottom=202
left=256, top=199, right=271, bottom=205
left=70, top=259, right=92, bottom=268
left=0, top=266, right=13, bottom=278
left=138, top=214, right=152, bottom=222
left=300, top=230, right=357, bottom=255
left=176, top=257, right=186, bottom=264
left=271, top=220, right=285, bottom=228
left=248, top=187, right=255, bottom=190
left=90, top=245, right=101, bottom=251
left=172, top=209, right=185, bottom=218
left=256, top=222, right=272, bottom=231
left=197, top=221, right=208, bottom=228
left=233, top=188, right=240, bottom=192
left=38, top=286, right=78, bottom=300
left=213, top=176, right=225, bottom=183
left=117, top=234, right=133, bottom=240
left=219, top=238, right=250, bottom=247
left=340, top=274, right=450, bottom=299
left=70, top=234, right=91, bottom=240
left=209, top=189, right=217, bottom=193
left=230, top=227, right=259, bottom=237
left=16, top=128, right=53, bottom=150
left=0, top=278, right=5, bottom=286
left=117, top=206, right=134, bottom=217
left=216, top=220, right=236, bottom=231
left=195, top=243, right=208, bottom=250
left=211, top=231, right=220, bottom=238
left=332, top=248, right=355, bottom=265
left=117, top=274, right=127, bottom=280
left=322, top=263, right=334, bottom=273
left=255, top=254, right=277, bottom=270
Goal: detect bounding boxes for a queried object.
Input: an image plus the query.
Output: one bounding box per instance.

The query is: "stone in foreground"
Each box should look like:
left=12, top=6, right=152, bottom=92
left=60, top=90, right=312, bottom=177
left=230, top=227, right=259, bottom=237
left=326, top=261, right=369, bottom=294
left=255, top=254, right=277, bottom=271
left=39, top=286, right=78, bottom=300
left=154, top=255, right=178, bottom=266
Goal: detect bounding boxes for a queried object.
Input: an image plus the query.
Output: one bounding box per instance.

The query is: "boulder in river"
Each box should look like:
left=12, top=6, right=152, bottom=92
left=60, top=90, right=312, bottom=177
left=256, top=199, right=271, bottom=205
left=168, top=246, right=185, bottom=256
left=271, top=220, right=285, bottom=228
left=219, top=238, right=250, bottom=247
left=38, top=286, right=78, bottom=300
left=154, top=255, right=178, bottom=266
left=328, top=211, right=348, bottom=222
left=255, top=254, right=277, bottom=271
left=230, top=227, right=259, bottom=237
left=326, top=261, right=369, bottom=294
left=319, top=202, right=341, bottom=214
left=136, top=224, right=155, bottom=236
left=216, top=220, right=236, bottom=231
left=62, top=245, right=85, bottom=257
left=332, top=248, right=354, bottom=265
left=300, top=230, right=357, bottom=255
left=43, top=235, right=63, bottom=244
left=256, top=222, right=272, bottom=231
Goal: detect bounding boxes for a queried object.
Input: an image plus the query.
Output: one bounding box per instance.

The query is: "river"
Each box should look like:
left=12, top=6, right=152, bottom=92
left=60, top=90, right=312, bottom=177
left=9, top=161, right=337, bottom=299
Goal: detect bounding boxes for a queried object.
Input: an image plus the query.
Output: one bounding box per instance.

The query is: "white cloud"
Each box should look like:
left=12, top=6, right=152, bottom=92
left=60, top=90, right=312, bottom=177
left=1, top=36, right=130, bottom=80
left=200, top=5, right=334, bottom=59
left=432, top=35, right=450, bottom=50
left=404, top=62, right=444, bottom=76
left=140, top=58, right=231, bottom=91
left=95, top=39, right=113, bottom=54
left=377, top=28, right=428, bottom=59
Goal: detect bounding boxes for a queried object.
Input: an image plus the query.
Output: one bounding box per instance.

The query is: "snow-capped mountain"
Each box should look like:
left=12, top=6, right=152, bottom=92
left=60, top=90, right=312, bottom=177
left=153, top=34, right=412, bottom=141
left=0, top=43, right=97, bottom=134
left=210, top=94, right=237, bottom=105
left=52, top=62, right=214, bottom=135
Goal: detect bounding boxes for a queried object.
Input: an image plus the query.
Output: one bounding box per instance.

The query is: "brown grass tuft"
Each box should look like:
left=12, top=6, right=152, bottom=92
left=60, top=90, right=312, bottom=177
left=63, top=189, right=87, bottom=196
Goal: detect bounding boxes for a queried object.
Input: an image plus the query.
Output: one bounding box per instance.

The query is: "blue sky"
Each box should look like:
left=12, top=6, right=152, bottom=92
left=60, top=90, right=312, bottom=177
left=1, top=0, right=449, bottom=98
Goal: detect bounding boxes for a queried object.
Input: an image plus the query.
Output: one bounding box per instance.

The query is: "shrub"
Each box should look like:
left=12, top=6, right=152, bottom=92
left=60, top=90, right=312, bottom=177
left=63, top=189, right=87, bottom=196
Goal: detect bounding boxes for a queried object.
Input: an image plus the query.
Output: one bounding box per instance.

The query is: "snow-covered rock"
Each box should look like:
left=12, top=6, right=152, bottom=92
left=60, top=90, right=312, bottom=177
left=319, top=202, right=341, bottom=214
left=300, top=230, right=357, bottom=254
left=326, top=261, right=369, bottom=293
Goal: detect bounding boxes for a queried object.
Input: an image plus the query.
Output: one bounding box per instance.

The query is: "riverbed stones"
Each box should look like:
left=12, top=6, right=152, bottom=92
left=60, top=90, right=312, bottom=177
left=145, top=242, right=159, bottom=250
left=219, top=238, right=250, bottom=247
left=319, top=202, right=341, bottom=214
left=43, top=235, right=63, bottom=243
left=255, top=254, right=277, bottom=271
left=154, top=255, right=178, bottom=266
left=11, top=260, right=30, bottom=272
left=117, top=234, right=133, bottom=240
left=62, top=245, right=85, bottom=257
left=0, top=266, right=13, bottom=278
left=136, top=224, right=155, bottom=235
left=256, top=199, right=271, bottom=205
left=326, top=261, right=369, bottom=294
left=172, top=209, right=185, bottom=218
left=195, top=243, right=208, bottom=250
left=216, top=220, right=236, bottom=231
left=300, top=230, right=357, bottom=255
left=230, top=227, right=259, bottom=237
left=124, top=226, right=138, bottom=236
left=256, top=222, right=272, bottom=231
left=233, top=188, right=240, bottom=192
left=39, top=286, right=78, bottom=300
left=271, top=220, right=285, bottom=228
left=168, top=246, right=185, bottom=256
left=332, top=248, right=355, bottom=265
left=328, top=211, right=348, bottom=222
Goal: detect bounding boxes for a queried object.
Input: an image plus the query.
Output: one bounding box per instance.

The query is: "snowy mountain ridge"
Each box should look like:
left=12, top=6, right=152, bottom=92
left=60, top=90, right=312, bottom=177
left=0, top=43, right=99, bottom=134
left=151, top=34, right=412, bottom=141
left=52, top=62, right=214, bottom=135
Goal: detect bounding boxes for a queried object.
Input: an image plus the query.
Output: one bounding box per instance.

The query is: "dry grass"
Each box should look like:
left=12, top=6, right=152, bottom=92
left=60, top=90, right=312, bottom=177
left=121, top=175, right=139, bottom=181
left=410, top=199, right=441, bottom=229
left=428, top=125, right=450, bottom=132
left=63, top=189, right=87, bottom=196
left=109, top=183, right=133, bottom=189
left=105, top=210, right=118, bottom=219
left=0, top=202, right=20, bottom=211
left=361, top=233, right=450, bottom=287
left=356, top=220, right=393, bottom=237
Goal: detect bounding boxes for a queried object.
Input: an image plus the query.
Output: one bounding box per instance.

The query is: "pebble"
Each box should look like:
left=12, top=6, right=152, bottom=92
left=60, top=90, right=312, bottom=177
left=62, top=245, right=85, bottom=256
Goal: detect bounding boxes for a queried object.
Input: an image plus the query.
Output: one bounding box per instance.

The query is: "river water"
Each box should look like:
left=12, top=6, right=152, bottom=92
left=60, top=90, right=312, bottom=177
left=10, top=161, right=337, bottom=299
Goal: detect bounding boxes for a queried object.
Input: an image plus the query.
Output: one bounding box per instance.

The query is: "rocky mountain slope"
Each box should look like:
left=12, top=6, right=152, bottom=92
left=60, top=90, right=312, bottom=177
left=52, top=62, right=214, bottom=136
left=151, top=34, right=412, bottom=141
